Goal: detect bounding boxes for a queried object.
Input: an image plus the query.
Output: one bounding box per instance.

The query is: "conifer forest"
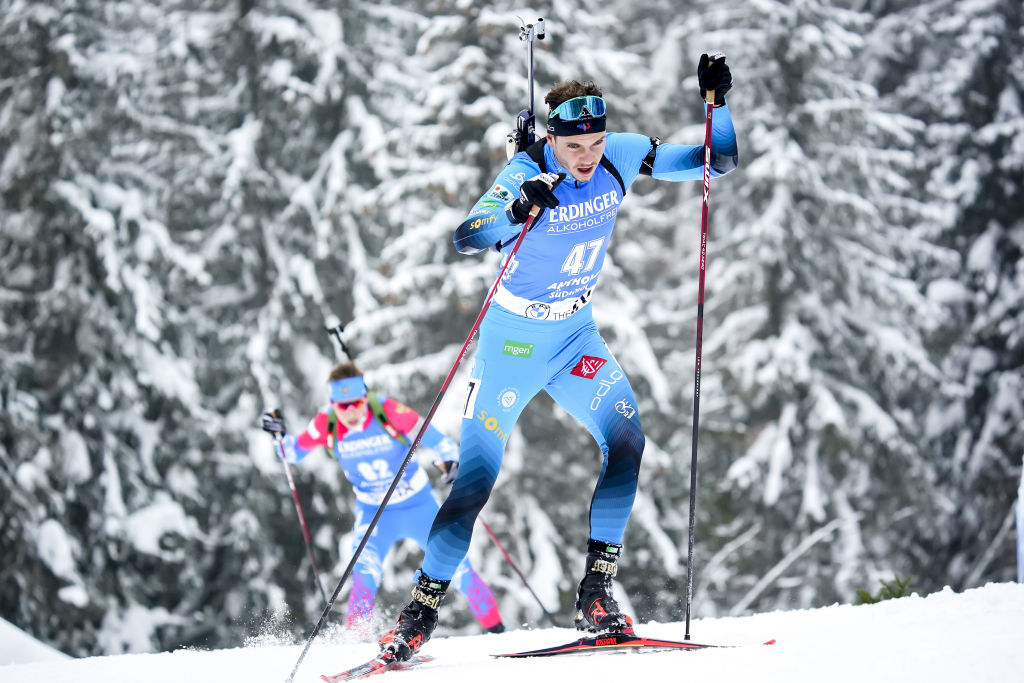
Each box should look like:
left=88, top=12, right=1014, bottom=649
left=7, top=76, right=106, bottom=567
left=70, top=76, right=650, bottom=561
left=1, top=0, right=1022, bottom=656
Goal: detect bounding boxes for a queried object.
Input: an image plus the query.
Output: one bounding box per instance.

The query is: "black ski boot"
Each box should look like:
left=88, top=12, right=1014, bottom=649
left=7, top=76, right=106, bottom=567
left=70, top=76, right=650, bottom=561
left=574, top=539, right=634, bottom=634
left=379, top=572, right=449, bottom=661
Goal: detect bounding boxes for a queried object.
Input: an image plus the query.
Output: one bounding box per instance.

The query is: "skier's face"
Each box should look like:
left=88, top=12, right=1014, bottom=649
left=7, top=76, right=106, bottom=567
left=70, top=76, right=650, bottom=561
left=334, top=398, right=368, bottom=429
left=548, top=132, right=606, bottom=183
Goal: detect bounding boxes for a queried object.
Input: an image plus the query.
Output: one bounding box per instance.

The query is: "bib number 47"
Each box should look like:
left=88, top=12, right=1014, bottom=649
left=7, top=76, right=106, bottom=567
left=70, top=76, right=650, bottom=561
left=561, top=237, right=605, bottom=276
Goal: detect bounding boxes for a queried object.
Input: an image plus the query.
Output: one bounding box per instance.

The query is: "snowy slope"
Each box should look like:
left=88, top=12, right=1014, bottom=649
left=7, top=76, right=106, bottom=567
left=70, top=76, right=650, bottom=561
left=0, top=617, right=70, bottom=665
left=3, top=583, right=1022, bottom=683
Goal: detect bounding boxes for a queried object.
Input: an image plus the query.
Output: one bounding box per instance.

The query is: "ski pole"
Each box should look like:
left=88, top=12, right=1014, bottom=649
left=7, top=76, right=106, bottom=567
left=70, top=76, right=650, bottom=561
left=272, top=430, right=328, bottom=606
left=286, top=204, right=549, bottom=683
left=329, top=318, right=558, bottom=626
left=478, top=516, right=559, bottom=626
left=684, top=78, right=717, bottom=641
left=435, top=462, right=559, bottom=626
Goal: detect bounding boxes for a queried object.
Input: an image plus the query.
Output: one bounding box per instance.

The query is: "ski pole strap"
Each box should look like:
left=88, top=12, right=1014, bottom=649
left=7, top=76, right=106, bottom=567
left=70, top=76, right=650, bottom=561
left=639, top=137, right=661, bottom=176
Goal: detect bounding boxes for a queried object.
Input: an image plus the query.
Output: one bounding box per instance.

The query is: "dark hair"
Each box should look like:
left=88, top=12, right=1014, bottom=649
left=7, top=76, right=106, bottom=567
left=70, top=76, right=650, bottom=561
left=544, top=80, right=603, bottom=113
left=328, top=361, right=363, bottom=383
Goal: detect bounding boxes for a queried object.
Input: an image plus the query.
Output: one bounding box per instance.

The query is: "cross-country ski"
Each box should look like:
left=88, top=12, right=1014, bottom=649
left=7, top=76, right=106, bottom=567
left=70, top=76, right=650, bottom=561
left=320, top=653, right=434, bottom=681
left=493, top=630, right=776, bottom=657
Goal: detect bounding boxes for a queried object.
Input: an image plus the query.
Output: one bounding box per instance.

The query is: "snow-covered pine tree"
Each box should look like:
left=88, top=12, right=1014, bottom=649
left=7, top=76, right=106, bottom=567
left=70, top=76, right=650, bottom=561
left=868, top=0, right=1024, bottom=588
left=648, top=0, right=960, bottom=615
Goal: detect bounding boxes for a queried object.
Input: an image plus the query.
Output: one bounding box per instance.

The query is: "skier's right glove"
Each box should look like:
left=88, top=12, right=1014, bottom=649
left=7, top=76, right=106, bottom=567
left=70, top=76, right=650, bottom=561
left=260, top=409, right=287, bottom=436
left=505, top=172, right=565, bottom=224
left=439, top=461, right=459, bottom=485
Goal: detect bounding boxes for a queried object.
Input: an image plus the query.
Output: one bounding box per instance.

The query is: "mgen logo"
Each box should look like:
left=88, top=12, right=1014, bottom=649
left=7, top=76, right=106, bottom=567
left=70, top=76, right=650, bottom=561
left=571, top=355, right=607, bottom=379
left=502, top=340, right=534, bottom=358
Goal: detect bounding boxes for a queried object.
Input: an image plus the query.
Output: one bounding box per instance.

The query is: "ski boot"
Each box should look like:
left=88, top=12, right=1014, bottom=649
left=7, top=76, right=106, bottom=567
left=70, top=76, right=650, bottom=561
left=574, top=539, right=634, bottom=634
left=379, top=572, right=449, bottom=661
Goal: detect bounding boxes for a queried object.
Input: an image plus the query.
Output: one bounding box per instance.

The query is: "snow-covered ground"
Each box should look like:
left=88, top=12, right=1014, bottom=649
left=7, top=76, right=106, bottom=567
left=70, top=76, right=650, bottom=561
left=4, top=582, right=1022, bottom=683
left=0, top=617, right=70, bottom=664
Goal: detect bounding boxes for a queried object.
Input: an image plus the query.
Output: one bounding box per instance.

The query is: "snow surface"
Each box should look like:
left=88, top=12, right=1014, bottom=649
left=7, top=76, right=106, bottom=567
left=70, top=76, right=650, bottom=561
left=4, top=583, right=1023, bottom=683
left=0, top=617, right=69, bottom=664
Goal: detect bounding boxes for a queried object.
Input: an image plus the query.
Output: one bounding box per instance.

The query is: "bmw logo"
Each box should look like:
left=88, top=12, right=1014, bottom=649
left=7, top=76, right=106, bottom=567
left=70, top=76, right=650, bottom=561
left=525, top=303, right=550, bottom=319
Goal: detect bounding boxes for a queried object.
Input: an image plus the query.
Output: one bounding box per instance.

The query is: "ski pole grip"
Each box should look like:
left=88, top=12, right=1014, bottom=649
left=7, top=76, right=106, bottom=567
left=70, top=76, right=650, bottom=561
left=527, top=172, right=564, bottom=219
left=705, top=55, right=715, bottom=105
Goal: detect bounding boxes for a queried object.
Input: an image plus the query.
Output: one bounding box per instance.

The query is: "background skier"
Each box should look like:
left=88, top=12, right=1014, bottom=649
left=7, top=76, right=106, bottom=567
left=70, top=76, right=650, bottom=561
left=261, top=362, right=505, bottom=638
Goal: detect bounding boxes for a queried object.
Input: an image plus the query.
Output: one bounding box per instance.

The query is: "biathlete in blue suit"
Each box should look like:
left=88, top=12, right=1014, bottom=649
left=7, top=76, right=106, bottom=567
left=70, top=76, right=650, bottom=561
left=260, top=362, right=504, bottom=639
left=381, top=53, right=738, bottom=660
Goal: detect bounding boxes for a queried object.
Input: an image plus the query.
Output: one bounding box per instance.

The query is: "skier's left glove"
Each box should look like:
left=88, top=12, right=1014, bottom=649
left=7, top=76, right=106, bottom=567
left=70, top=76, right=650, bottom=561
left=697, top=52, right=732, bottom=107
left=260, top=409, right=287, bottom=436
left=439, top=461, right=459, bottom=485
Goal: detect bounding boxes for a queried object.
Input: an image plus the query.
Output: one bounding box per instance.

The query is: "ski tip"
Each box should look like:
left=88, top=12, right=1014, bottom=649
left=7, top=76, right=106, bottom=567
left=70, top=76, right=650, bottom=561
left=319, top=653, right=435, bottom=682
left=764, top=639, right=777, bottom=645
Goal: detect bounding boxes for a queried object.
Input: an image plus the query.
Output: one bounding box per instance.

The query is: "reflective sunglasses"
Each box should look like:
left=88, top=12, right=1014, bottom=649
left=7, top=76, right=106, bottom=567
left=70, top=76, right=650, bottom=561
left=549, top=95, right=606, bottom=121
left=333, top=398, right=366, bottom=411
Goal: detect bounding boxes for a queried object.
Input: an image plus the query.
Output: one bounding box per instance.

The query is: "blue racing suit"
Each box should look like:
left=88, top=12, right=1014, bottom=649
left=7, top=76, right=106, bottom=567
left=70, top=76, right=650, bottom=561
left=421, top=104, right=739, bottom=581
left=280, top=397, right=502, bottom=634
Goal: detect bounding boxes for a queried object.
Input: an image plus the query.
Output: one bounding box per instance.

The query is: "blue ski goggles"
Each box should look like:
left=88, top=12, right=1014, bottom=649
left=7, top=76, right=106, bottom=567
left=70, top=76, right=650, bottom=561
left=548, top=96, right=607, bottom=121
left=547, top=95, right=607, bottom=136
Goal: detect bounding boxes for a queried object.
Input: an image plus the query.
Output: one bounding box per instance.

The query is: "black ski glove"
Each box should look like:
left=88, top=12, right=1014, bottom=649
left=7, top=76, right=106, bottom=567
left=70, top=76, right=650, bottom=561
left=505, top=172, right=566, bottom=224
left=260, top=409, right=287, bottom=436
left=697, top=52, right=732, bottom=106
left=439, top=461, right=459, bottom=485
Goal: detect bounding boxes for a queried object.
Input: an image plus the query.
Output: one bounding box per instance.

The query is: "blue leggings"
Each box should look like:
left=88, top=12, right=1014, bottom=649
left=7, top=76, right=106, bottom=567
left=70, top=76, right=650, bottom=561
left=422, top=304, right=644, bottom=580
left=348, top=488, right=501, bottom=630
